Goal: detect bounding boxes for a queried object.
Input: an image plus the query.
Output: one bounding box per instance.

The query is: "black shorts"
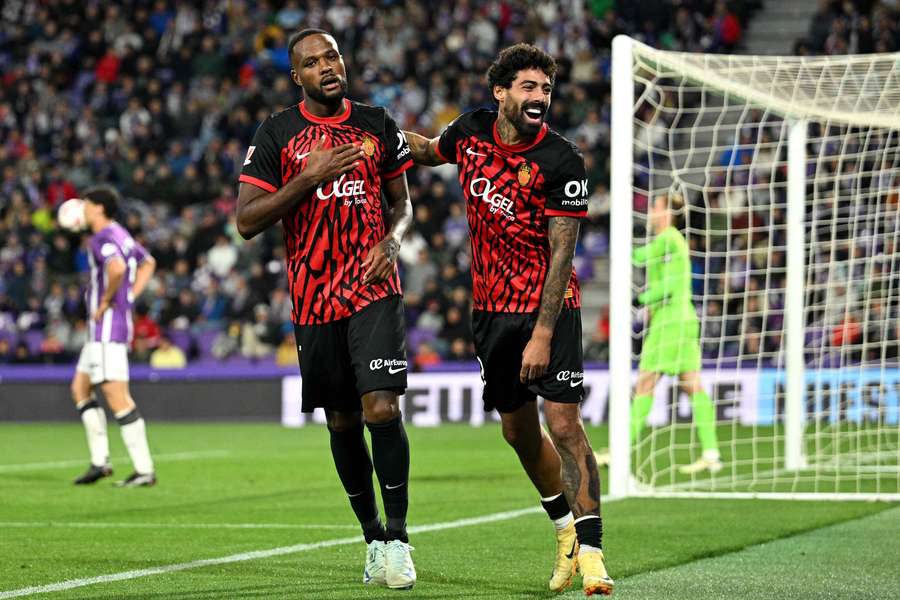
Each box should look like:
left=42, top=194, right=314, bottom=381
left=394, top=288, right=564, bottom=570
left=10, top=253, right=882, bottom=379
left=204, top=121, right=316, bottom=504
left=472, top=308, right=584, bottom=413
left=293, top=295, right=407, bottom=413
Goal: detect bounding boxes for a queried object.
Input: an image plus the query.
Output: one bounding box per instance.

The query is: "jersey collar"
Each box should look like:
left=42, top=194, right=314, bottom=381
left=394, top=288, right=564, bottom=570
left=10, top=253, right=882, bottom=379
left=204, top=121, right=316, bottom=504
left=299, top=98, right=352, bottom=124
left=492, top=119, right=548, bottom=153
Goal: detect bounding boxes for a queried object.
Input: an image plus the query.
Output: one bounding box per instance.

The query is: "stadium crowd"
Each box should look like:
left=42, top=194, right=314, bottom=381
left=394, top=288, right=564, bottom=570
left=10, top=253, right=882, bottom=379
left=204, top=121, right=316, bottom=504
left=0, top=0, right=768, bottom=368
left=796, top=0, right=899, bottom=55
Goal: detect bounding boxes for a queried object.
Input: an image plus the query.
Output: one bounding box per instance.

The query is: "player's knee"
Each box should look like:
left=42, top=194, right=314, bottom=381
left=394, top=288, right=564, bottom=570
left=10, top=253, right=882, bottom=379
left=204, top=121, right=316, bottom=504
left=363, top=401, right=399, bottom=424
left=501, top=423, right=522, bottom=448
left=361, top=391, right=400, bottom=424
left=501, top=422, right=537, bottom=451
left=70, top=381, right=87, bottom=403
left=546, top=418, right=584, bottom=449
left=326, top=411, right=364, bottom=432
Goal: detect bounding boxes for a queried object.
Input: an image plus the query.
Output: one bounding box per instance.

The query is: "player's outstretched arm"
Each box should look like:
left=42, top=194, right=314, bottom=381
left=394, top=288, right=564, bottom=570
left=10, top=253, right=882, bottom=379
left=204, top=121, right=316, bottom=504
left=363, top=173, right=412, bottom=285
left=403, top=130, right=445, bottom=166
left=237, top=137, right=364, bottom=239
left=520, top=216, right=580, bottom=382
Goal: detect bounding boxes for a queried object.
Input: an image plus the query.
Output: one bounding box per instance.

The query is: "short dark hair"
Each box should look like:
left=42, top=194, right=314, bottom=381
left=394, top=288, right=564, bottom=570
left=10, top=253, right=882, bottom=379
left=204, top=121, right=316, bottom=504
left=82, top=184, right=120, bottom=219
left=486, top=43, right=557, bottom=104
left=287, top=28, right=333, bottom=58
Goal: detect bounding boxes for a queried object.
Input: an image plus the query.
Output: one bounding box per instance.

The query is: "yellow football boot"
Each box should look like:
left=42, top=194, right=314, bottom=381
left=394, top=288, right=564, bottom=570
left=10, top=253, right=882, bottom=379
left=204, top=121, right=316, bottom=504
left=579, top=550, right=614, bottom=596
left=549, top=521, right=578, bottom=593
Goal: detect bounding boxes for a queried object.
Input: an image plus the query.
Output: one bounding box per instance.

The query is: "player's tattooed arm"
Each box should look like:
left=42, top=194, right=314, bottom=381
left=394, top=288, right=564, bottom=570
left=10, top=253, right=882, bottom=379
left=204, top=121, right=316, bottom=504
left=237, top=137, right=364, bottom=239
left=403, top=130, right=445, bottom=166
left=363, top=173, right=412, bottom=285
left=520, top=216, right=580, bottom=382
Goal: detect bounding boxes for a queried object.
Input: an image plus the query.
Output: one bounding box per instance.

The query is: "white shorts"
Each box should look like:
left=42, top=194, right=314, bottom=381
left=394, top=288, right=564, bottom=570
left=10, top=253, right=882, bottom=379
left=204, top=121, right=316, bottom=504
left=76, top=342, right=130, bottom=384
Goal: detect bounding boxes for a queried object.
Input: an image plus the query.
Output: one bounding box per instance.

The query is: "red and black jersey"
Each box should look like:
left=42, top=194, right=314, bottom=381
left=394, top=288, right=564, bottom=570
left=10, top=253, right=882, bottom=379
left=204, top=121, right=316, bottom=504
left=437, top=109, right=588, bottom=313
left=239, top=99, right=413, bottom=325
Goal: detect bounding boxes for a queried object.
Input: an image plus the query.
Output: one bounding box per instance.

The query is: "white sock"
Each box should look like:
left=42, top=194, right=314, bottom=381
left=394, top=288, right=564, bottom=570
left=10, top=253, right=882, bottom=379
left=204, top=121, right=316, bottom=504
left=553, top=512, right=574, bottom=531
left=116, top=409, right=154, bottom=474
left=540, top=493, right=575, bottom=531
left=77, top=399, right=109, bottom=467
left=579, top=544, right=602, bottom=555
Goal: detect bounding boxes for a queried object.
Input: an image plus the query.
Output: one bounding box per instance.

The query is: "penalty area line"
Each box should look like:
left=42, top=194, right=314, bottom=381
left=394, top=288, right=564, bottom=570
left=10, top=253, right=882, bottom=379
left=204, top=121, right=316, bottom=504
left=0, top=506, right=548, bottom=598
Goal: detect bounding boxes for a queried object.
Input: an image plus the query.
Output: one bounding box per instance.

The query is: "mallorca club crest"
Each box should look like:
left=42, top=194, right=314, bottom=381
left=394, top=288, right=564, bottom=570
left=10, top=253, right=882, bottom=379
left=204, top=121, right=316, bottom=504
left=361, top=136, right=376, bottom=157
left=517, top=163, right=532, bottom=186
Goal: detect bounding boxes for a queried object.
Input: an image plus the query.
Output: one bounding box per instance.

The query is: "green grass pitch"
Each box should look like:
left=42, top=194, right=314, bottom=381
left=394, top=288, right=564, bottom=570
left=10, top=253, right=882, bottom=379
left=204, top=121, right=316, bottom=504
left=1, top=422, right=897, bottom=599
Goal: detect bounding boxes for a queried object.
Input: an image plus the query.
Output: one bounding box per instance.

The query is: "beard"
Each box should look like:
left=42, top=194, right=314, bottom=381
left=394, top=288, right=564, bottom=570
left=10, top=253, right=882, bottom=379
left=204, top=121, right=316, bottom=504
left=503, top=99, right=548, bottom=138
left=304, top=74, right=348, bottom=105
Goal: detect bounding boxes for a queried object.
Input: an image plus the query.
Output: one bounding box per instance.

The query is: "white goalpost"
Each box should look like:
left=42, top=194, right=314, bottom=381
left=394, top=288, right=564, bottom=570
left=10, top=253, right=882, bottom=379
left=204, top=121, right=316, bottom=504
left=608, top=35, right=900, bottom=501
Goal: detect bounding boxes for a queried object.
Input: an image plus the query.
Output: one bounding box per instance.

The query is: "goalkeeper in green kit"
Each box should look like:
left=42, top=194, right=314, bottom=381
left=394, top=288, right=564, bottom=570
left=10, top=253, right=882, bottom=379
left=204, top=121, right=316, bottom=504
left=598, top=193, right=721, bottom=474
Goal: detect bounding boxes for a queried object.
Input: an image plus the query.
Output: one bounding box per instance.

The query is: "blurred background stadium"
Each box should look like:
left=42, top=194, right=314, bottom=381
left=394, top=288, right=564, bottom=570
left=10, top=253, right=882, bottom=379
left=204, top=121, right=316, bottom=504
left=4, top=0, right=897, bottom=374
left=0, top=0, right=787, bottom=371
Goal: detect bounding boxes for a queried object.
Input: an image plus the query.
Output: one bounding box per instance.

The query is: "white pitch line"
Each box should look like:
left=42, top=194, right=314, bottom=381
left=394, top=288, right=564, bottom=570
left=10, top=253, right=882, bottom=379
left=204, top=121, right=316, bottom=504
left=0, top=521, right=359, bottom=530
left=0, top=451, right=231, bottom=473
left=0, top=505, right=552, bottom=599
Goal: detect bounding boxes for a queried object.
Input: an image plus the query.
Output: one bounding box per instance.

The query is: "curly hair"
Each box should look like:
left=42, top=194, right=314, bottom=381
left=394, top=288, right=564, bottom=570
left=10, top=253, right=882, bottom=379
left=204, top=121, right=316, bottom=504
left=486, top=43, right=557, bottom=103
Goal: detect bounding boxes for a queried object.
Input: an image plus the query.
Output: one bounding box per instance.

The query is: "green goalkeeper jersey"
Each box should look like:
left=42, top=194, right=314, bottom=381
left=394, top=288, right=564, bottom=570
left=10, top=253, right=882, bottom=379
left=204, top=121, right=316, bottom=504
left=633, top=226, right=695, bottom=320
left=633, top=226, right=700, bottom=374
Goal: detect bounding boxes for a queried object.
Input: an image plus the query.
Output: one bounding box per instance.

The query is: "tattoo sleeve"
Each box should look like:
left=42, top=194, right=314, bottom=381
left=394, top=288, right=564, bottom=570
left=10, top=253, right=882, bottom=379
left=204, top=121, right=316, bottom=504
left=403, top=130, right=444, bottom=166
left=536, top=216, right=581, bottom=331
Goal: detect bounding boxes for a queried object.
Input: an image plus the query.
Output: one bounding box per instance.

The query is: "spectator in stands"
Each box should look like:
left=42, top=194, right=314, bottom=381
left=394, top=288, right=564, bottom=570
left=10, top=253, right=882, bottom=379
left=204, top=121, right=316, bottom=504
left=150, top=336, right=188, bottom=369
left=275, top=332, right=298, bottom=367
left=241, top=304, right=278, bottom=360
left=413, top=342, right=442, bottom=371
left=0, top=338, right=12, bottom=364
left=712, top=1, right=742, bottom=52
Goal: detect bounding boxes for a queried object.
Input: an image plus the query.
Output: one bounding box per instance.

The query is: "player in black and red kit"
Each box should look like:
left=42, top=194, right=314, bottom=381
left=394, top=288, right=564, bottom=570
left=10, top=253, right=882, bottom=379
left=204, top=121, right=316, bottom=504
left=405, top=44, right=613, bottom=596
left=236, top=29, right=416, bottom=590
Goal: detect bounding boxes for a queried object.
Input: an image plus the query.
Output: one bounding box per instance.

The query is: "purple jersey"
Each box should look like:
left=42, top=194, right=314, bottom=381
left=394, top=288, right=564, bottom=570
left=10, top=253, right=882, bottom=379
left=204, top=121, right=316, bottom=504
left=87, top=222, right=148, bottom=343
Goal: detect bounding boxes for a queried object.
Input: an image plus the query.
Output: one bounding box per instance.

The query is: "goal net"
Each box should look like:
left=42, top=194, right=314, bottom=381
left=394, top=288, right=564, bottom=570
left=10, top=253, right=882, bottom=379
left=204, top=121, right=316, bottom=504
left=608, top=36, right=900, bottom=500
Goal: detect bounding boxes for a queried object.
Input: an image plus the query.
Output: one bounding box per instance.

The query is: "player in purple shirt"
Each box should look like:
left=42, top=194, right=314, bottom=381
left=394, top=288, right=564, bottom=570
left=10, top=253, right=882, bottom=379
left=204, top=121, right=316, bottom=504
left=71, top=185, right=158, bottom=487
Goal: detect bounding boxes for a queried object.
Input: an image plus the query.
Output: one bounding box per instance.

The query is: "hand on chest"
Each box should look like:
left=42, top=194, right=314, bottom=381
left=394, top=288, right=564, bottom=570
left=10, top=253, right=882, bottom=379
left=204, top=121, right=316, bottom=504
left=288, top=127, right=384, bottom=205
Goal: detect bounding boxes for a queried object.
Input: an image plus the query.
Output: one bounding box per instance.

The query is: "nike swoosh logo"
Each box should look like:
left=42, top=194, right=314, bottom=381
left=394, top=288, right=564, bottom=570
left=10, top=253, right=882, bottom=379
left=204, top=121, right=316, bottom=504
left=466, top=147, right=487, bottom=157
left=385, top=482, right=405, bottom=490
left=388, top=366, right=407, bottom=374
left=347, top=491, right=364, bottom=498
left=565, top=541, right=576, bottom=559
left=570, top=378, right=584, bottom=388
left=296, top=151, right=310, bottom=161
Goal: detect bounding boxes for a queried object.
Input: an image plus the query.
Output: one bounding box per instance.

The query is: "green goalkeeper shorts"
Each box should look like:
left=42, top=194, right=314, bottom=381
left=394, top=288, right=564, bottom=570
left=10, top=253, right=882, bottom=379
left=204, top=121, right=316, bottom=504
left=639, top=311, right=701, bottom=374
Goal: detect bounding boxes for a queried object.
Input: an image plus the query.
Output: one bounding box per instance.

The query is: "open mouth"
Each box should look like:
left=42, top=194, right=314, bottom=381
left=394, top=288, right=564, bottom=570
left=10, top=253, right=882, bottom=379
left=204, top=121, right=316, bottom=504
left=321, top=75, right=342, bottom=92
left=522, top=104, right=546, bottom=124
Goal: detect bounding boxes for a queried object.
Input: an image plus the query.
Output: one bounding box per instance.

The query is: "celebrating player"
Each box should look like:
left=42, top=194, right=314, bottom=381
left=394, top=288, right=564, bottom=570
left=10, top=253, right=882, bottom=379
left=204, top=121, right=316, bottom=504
left=236, top=29, right=416, bottom=590
left=72, top=185, right=157, bottom=488
left=404, top=44, right=613, bottom=595
left=630, top=193, right=721, bottom=474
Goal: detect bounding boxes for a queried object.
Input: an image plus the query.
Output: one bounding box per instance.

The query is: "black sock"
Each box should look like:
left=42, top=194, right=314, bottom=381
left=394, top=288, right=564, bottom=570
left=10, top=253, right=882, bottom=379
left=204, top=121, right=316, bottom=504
left=540, top=493, right=572, bottom=521
left=366, top=416, right=409, bottom=543
left=328, top=422, right=384, bottom=543
left=574, top=516, right=602, bottom=550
